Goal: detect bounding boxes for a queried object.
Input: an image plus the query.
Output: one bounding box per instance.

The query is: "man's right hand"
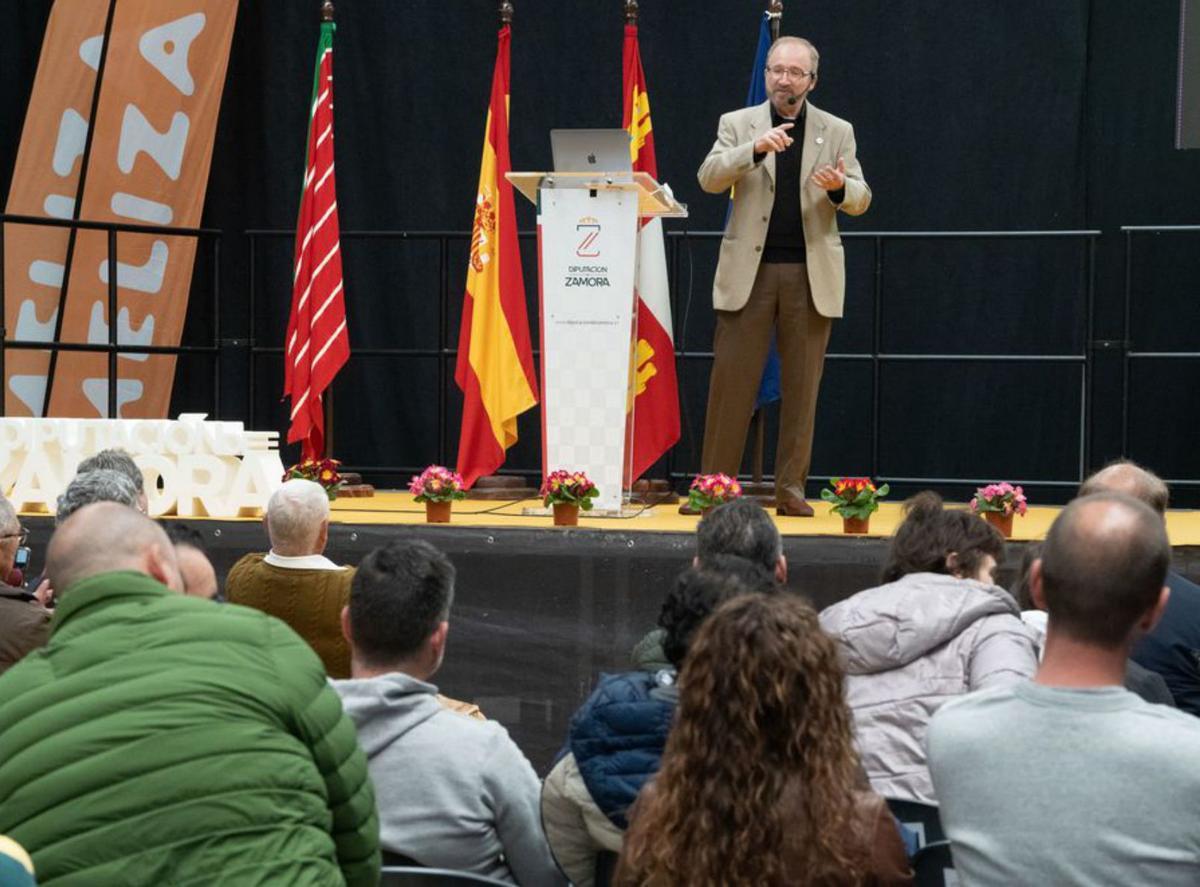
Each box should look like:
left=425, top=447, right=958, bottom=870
left=33, top=578, right=54, bottom=609
left=754, top=122, right=794, bottom=154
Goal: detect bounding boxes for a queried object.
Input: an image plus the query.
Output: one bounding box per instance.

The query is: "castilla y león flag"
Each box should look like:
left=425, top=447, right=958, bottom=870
left=623, top=23, right=680, bottom=482
left=454, top=25, right=538, bottom=488
left=285, top=16, right=350, bottom=460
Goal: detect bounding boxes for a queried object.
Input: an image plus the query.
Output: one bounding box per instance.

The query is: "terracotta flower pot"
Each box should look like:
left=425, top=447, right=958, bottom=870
left=984, top=510, right=1014, bottom=538
left=553, top=502, right=580, bottom=527
left=842, top=516, right=870, bottom=535
left=425, top=500, right=452, bottom=524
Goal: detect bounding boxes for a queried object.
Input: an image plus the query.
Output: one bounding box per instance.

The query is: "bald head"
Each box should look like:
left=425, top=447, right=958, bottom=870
left=266, top=480, right=330, bottom=556
left=47, top=502, right=182, bottom=596
left=1078, top=460, right=1169, bottom=515
left=1039, top=492, right=1170, bottom=648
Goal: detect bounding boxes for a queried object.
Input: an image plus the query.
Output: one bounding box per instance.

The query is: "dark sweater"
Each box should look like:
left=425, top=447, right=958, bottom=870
left=753, top=102, right=845, bottom=264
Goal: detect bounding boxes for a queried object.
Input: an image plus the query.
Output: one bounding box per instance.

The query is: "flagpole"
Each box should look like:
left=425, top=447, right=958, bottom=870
left=751, top=0, right=783, bottom=492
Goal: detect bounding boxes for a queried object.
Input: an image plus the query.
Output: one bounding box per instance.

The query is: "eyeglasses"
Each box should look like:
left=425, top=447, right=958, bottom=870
left=765, top=65, right=815, bottom=80
left=0, top=528, right=28, bottom=544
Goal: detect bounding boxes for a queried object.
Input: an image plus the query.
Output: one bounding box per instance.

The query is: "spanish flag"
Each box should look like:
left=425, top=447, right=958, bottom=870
left=455, top=25, right=538, bottom=488
left=623, top=23, right=680, bottom=482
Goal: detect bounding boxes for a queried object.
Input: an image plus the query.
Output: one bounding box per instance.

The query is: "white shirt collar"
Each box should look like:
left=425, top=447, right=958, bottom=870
left=263, top=551, right=344, bottom=571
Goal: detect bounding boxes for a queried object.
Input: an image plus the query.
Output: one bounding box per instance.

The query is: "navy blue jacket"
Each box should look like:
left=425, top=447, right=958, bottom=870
left=1133, top=571, right=1200, bottom=716
left=566, top=671, right=677, bottom=829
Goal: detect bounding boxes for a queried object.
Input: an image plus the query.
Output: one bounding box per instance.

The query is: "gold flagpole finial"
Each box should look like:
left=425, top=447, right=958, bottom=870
left=499, top=1, right=514, bottom=25
left=625, top=0, right=639, bottom=25
left=321, top=1, right=334, bottom=22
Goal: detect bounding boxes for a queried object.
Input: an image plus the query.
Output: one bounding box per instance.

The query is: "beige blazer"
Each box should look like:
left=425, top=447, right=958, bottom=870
left=697, top=100, right=871, bottom=317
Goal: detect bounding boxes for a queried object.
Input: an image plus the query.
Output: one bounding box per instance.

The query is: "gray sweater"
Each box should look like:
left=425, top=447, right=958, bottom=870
left=928, top=682, right=1200, bottom=886
left=334, top=673, right=564, bottom=886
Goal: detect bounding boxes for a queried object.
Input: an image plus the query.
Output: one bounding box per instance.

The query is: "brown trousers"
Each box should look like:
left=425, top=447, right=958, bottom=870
left=700, top=262, right=832, bottom=500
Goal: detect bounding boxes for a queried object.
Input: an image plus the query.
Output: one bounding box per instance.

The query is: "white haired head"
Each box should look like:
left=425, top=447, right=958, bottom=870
left=265, top=479, right=331, bottom=556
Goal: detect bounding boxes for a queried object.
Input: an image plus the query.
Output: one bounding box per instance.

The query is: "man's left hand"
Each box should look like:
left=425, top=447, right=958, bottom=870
left=811, top=157, right=847, bottom=191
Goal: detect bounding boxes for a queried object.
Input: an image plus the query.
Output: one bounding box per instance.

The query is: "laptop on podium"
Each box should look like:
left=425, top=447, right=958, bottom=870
left=550, top=129, right=633, bottom=173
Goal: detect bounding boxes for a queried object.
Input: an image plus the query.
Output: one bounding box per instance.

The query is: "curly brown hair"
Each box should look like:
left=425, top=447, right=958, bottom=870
left=619, top=593, right=865, bottom=886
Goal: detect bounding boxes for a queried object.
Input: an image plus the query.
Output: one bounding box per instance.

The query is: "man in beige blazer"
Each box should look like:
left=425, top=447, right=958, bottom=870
left=695, top=36, right=870, bottom=516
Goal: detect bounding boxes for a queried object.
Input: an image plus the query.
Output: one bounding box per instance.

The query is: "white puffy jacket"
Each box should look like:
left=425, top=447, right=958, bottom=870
left=820, top=572, right=1038, bottom=805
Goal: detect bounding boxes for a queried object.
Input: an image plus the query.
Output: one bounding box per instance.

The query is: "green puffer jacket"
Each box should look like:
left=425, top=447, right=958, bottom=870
left=0, top=570, right=380, bottom=887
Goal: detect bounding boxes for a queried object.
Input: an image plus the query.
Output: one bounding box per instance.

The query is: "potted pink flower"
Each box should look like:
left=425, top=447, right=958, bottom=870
left=687, top=473, right=743, bottom=515
left=541, top=470, right=599, bottom=526
left=970, top=482, right=1028, bottom=538
left=409, top=465, right=466, bottom=523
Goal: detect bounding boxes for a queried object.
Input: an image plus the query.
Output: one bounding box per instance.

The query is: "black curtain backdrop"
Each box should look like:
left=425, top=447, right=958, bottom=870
left=3, top=0, right=1198, bottom=503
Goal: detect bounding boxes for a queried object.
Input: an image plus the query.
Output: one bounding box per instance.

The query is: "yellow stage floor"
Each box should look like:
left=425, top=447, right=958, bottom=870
left=327, top=492, right=1200, bottom=546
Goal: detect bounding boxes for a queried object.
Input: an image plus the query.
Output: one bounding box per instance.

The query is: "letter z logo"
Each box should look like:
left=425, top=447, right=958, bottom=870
left=575, top=223, right=600, bottom=258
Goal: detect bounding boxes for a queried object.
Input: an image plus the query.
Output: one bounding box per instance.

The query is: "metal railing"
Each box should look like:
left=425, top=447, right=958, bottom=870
left=0, top=213, right=223, bottom=418
left=247, top=226, right=1101, bottom=489
left=11, top=219, right=1195, bottom=492
left=1121, top=224, right=1200, bottom=486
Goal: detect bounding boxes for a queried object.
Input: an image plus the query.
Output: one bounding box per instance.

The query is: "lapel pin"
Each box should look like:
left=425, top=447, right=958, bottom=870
left=816, top=136, right=825, bottom=146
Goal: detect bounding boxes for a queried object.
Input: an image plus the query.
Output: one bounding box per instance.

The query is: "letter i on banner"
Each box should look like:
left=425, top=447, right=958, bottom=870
left=622, top=20, right=680, bottom=484
left=3, top=1, right=110, bottom=416
left=44, top=1, right=237, bottom=419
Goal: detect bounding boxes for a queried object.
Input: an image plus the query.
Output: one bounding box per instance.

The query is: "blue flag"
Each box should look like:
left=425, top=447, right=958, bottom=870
left=745, top=14, right=782, bottom=408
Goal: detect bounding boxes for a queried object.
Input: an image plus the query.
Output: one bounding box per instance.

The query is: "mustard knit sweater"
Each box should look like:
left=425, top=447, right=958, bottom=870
left=226, top=553, right=355, bottom=678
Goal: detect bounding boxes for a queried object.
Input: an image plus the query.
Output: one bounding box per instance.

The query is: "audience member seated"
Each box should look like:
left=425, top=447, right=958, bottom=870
left=333, top=539, right=562, bottom=885
left=76, top=448, right=148, bottom=513
left=928, top=493, right=1200, bottom=886
left=226, top=479, right=354, bottom=676
left=0, top=498, right=48, bottom=676
left=163, top=522, right=220, bottom=600
left=0, top=502, right=378, bottom=885
left=0, top=836, right=36, bottom=887
left=616, top=594, right=913, bottom=886
left=633, top=498, right=784, bottom=671
left=27, top=469, right=142, bottom=608
left=1078, top=459, right=1200, bottom=715
left=54, top=468, right=138, bottom=524
left=543, top=560, right=776, bottom=887
left=1015, top=540, right=1173, bottom=705
left=819, top=492, right=1037, bottom=804
left=696, top=497, right=789, bottom=582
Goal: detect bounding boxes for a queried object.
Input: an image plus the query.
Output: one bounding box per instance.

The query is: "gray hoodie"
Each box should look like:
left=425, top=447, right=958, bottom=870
left=820, top=572, right=1038, bottom=805
left=334, top=673, right=565, bottom=886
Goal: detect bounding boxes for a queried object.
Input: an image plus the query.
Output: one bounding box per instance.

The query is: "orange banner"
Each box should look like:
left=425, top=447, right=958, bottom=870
left=3, top=0, right=109, bottom=417
left=4, top=0, right=237, bottom=418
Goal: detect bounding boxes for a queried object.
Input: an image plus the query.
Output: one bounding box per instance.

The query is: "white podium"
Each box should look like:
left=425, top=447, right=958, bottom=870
left=508, top=171, right=686, bottom=512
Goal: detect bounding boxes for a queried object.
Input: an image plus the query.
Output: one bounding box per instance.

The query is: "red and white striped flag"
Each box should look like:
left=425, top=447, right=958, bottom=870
left=285, top=16, right=350, bottom=460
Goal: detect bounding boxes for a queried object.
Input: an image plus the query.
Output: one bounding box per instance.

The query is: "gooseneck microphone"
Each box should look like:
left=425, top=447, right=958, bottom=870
left=786, top=93, right=800, bottom=106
